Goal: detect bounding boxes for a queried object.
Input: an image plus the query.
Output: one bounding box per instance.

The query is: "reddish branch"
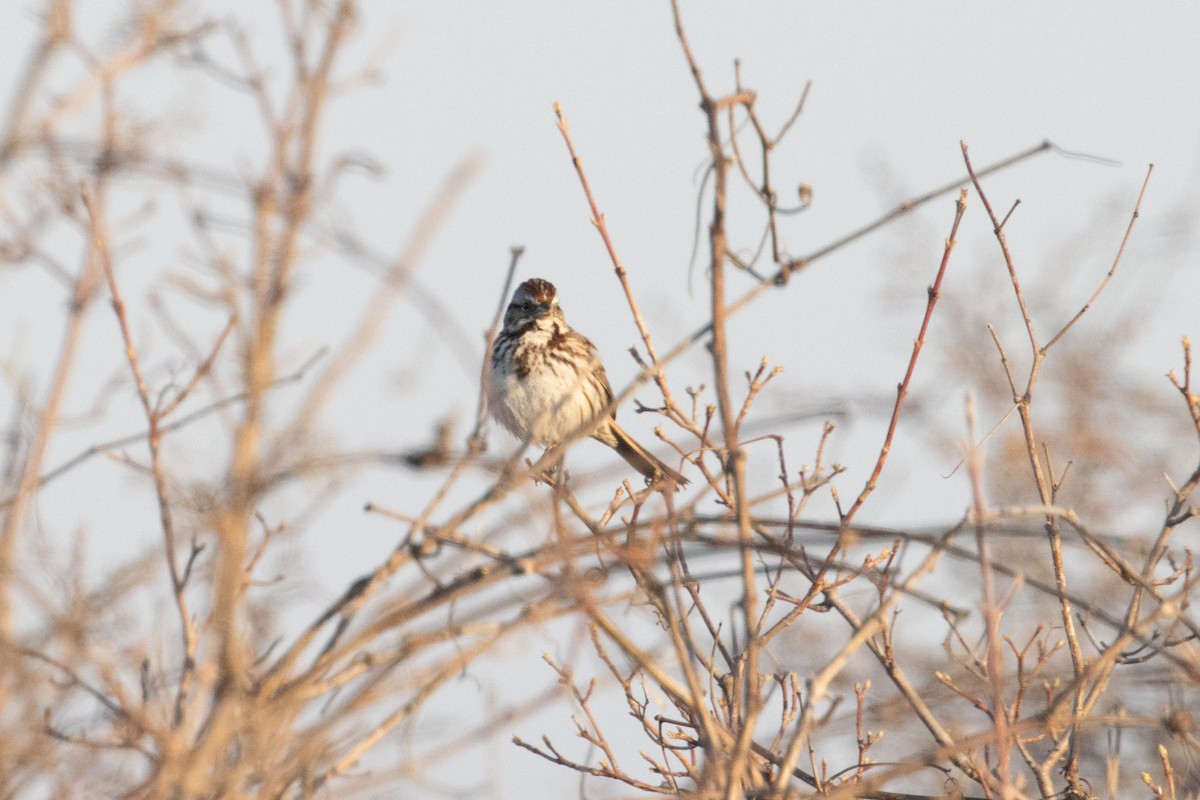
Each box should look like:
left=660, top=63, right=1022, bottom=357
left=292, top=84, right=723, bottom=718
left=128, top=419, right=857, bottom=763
left=843, top=188, right=969, bottom=525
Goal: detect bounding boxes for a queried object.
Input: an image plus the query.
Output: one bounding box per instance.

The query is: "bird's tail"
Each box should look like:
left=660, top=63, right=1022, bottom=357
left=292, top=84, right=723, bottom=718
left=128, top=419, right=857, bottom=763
left=603, top=421, right=688, bottom=488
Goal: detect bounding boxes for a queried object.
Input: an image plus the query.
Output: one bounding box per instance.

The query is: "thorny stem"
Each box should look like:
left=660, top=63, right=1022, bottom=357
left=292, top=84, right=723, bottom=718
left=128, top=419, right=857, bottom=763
left=553, top=103, right=683, bottom=421
left=205, top=2, right=357, bottom=769
left=961, top=142, right=1152, bottom=795
left=842, top=189, right=968, bottom=526
left=966, top=395, right=1013, bottom=796
left=669, top=4, right=764, bottom=794
left=0, top=231, right=102, bottom=639
left=84, top=185, right=201, bottom=727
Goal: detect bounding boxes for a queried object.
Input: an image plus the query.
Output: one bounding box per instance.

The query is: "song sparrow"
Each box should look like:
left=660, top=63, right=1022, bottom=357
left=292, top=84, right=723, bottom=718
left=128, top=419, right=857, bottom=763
left=489, top=278, right=687, bottom=487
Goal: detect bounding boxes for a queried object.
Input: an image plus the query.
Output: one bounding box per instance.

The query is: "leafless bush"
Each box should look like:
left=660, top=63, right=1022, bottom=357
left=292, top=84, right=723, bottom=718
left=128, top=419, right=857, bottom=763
left=0, top=2, right=1196, bottom=799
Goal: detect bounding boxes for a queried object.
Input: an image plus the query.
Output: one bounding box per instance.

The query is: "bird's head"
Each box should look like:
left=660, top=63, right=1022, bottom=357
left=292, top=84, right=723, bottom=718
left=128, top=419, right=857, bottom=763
left=505, top=278, right=564, bottom=330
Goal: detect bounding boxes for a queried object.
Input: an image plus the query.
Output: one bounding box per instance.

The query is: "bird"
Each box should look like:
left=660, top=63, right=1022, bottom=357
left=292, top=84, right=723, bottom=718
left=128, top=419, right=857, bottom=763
left=488, top=278, right=688, bottom=487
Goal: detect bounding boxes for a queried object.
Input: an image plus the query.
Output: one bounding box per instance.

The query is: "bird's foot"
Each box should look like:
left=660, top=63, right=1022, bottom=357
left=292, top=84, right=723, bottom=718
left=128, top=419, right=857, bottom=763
left=527, top=450, right=566, bottom=488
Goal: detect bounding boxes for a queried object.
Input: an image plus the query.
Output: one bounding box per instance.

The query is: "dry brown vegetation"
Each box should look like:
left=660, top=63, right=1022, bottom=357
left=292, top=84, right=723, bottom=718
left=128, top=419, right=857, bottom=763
left=0, top=2, right=1197, bottom=799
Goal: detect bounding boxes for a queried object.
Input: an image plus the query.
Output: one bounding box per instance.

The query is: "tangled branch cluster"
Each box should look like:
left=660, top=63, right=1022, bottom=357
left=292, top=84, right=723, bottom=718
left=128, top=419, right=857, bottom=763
left=0, top=2, right=1195, bottom=799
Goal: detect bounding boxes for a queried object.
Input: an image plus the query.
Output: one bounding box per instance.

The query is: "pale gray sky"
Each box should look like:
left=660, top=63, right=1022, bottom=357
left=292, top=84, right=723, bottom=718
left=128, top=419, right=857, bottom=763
left=2, top=2, right=1198, bottom=796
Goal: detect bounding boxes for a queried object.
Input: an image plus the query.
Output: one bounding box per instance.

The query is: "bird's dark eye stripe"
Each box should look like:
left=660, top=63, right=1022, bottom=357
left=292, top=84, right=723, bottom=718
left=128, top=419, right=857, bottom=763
left=511, top=296, right=560, bottom=313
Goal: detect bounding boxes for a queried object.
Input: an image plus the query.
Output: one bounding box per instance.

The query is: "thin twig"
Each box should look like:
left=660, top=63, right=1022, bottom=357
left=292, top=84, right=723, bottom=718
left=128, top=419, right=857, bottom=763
left=842, top=189, right=967, bottom=525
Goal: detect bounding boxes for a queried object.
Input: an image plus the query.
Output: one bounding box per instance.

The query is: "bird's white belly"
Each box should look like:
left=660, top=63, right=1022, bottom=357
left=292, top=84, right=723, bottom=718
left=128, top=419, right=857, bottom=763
left=490, top=360, right=594, bottom=445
